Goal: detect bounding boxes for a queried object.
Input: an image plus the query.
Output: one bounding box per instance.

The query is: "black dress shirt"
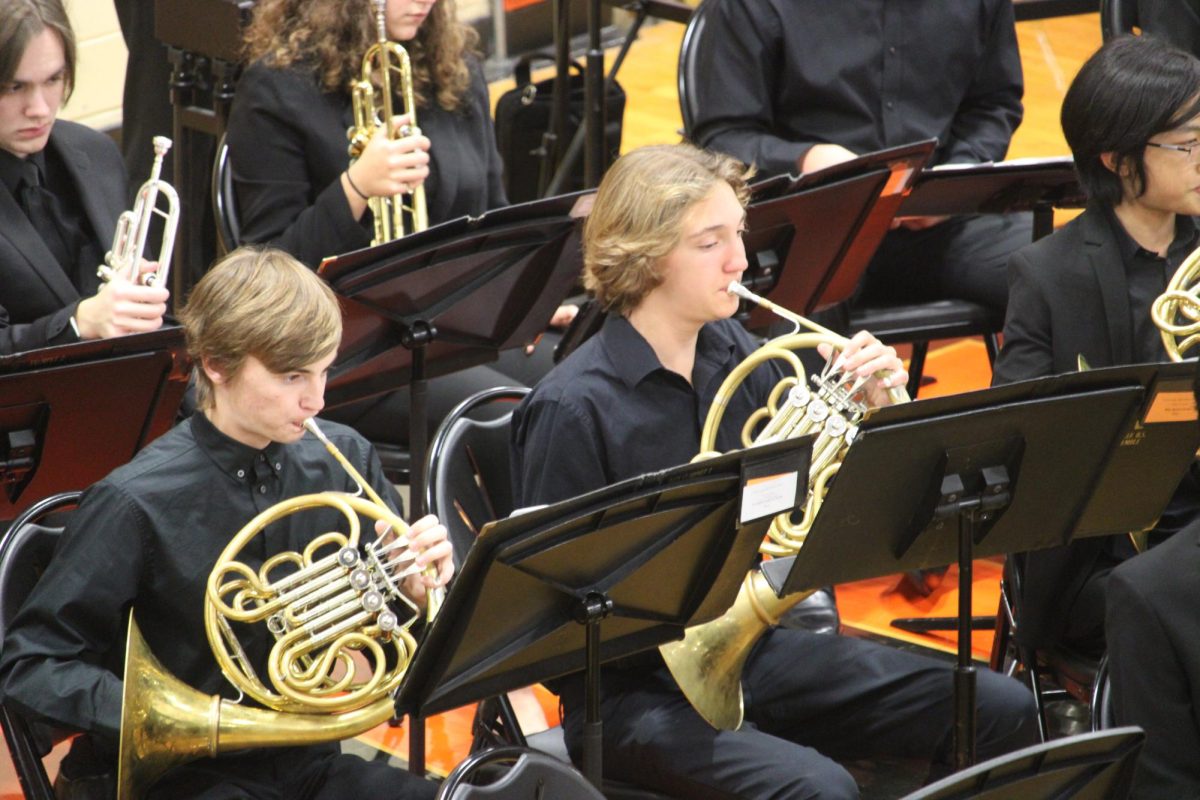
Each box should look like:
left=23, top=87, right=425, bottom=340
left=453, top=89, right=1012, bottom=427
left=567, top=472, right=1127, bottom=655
left=691, top=0, right=1024, bottom=176
left=1105, top=207, right=1200, bottom=366
left=226, top=56, right=508, bottom=268
left=0, top=412, right=401, bottom=748
left=510, top=315, right=785, bottom=508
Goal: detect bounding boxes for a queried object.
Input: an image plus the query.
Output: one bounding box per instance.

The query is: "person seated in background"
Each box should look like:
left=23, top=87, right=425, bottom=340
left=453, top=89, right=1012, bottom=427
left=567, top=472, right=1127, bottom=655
left=1106, top=514, right=1200, bottom=798
left=510, top=142, right=1039, bottom=800
left=0, top=247, right=453, bottom=799
left=690, top=0, right=1031, bottom=316
left=0, top=0, right=167, bottom=354
left=225, top=0, right=569, bottom=448
left=992, top=34, right=1200, bottom=658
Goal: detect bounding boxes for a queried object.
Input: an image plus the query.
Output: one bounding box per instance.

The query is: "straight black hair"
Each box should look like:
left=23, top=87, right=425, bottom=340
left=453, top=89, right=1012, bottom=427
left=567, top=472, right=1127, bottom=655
left=1062, top=34, right=1200, bottom=207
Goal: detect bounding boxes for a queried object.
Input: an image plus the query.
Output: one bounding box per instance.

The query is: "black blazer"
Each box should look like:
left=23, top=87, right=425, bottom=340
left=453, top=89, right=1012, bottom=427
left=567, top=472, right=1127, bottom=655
left=0, top=120, right=125, bottom=354
left=1106, top=520, right=1200, bottom=799
left=993, top=205, right=1153, bottom=650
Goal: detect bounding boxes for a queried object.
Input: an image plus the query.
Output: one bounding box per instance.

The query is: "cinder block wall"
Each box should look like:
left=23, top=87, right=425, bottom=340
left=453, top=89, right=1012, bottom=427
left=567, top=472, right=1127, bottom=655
left=62, top=1, right=127, bottom=130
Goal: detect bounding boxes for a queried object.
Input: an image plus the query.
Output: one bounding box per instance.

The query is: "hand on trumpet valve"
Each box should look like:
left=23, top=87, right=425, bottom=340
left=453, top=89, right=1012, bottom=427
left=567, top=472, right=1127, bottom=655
left=373, top=514, right=454, bottom=608
left=348, top=114, right=430, bottom=200
left=818, top=330, right=907, bottom=407
left=76, top=258, right=169, bottom=340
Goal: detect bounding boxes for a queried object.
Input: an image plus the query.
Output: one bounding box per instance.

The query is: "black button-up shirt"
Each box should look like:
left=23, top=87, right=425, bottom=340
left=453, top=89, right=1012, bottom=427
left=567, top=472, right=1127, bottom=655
left=1105, top=207, right=1200, bottom=366
left=691, top=0, right=1024, bottom=176
left=0, top=413, right=401, bottom=747
left=511, top=315, right=786, bottom=508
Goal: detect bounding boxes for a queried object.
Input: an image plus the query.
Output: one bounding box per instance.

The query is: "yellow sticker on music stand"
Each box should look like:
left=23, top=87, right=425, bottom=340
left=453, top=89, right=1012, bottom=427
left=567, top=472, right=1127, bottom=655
left=1144, top=389, right=1198, bottom=424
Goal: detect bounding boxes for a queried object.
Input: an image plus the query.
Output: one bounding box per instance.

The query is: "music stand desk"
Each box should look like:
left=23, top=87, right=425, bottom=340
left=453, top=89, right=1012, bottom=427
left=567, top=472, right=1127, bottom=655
left=397, top=435, right=814, bottom=786
left=779, top=362, right=1197, bottom=768
left=0, top=328, right=189, bottom=519
left=899, top=157, right=1086, bottom=240
left=741, top=140, right=936, bottom=326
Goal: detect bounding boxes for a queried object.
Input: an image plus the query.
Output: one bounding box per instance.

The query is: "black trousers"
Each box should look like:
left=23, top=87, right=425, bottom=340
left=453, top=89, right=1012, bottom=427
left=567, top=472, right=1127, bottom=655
left=563, top=630, right=1039, bottom=800
left=146, top=744, right=437, bottom=800
left=858, top=213, right=1034, bottom=315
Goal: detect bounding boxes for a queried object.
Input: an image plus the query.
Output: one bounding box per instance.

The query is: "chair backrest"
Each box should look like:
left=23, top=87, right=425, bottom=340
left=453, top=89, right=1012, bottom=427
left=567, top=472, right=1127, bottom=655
left=426, top=387, right=530, bottom=567
left=437, top=746, right=606, bottom=800
left=0, top=492, right=81, bottom=800
left=212, top=133, right=240, bottom=255
left=1090, top=654, right=1115, bottom=732
left=1099, top=0, right=1139, bottom=41
left=902, top=726, right=1145, bottom=800
left=676, top=0, right=713, bottom=138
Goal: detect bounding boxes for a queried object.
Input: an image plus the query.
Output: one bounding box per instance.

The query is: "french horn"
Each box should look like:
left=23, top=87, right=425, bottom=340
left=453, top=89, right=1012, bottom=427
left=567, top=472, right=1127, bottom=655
left=660, top=282, right=909, bottom=730
left=117, top=419, right=442, bottom=798
left=1151, top=242, right=1200, bottom=361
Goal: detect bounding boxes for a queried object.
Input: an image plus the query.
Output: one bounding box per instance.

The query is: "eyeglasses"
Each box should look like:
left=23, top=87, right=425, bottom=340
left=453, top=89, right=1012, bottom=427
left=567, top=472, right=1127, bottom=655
left=1145, top=140, right=1200, bottom=162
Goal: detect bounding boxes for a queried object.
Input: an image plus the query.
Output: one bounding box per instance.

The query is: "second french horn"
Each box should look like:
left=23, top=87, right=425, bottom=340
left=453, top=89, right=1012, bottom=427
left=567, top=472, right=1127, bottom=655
left=660, top=282, right=909, bottom=730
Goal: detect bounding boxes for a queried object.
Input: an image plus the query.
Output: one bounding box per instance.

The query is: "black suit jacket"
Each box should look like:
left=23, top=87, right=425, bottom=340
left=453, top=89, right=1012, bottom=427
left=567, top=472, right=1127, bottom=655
left=0, top=120, right=126, bottom=354
left=993, top=205, right=1180, bottom=650
left=1106, top=520, right=1200, bottom=799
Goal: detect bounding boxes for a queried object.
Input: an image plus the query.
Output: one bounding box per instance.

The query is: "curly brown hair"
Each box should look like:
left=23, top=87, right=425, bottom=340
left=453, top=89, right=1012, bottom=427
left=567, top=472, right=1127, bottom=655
left=243, top=0, right=478, bottom=112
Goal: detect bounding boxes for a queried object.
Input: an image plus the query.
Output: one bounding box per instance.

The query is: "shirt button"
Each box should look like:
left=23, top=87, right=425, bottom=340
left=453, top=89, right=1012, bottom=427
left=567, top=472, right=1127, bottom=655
left=259, top=485, right=268, bottom=494
left=885, top=101, right=895, bottom=110
left=236, top=469, right=245, bottom=478
left=888, top=45, right=897, bottom=55
left=275, top=463, right=282, bottom=471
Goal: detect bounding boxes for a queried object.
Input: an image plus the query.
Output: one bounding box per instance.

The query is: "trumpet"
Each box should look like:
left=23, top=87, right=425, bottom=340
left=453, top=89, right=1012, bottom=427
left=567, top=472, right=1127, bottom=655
left=117, top=418, right=440, bottom=798
left=660, top=282, right=909, bottom=730
left=97, top=136, right=178, bottom=288
left=347, top=0, right=429, bottom=245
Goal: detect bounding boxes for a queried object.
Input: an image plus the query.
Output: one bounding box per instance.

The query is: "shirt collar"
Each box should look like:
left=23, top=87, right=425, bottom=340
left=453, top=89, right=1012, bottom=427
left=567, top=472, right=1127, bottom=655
left=1104, top=205, right=1200, bottom=266
left=598, top=314, right=742, bottom=389
left=189, top=411, right=288, bottom=485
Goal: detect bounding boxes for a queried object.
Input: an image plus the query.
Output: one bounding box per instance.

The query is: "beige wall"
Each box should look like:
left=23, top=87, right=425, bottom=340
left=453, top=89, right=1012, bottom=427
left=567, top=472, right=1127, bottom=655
left=62, top=1, right=127, bottom=130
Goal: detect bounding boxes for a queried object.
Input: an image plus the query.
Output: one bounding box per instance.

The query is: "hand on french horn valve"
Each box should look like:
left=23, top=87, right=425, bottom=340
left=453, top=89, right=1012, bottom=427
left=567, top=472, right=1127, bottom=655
left=817, top=331, right=907, bottom=408
left=374, top=514, right=454, bottom=607
left=76, top=258, right=169, bottom=340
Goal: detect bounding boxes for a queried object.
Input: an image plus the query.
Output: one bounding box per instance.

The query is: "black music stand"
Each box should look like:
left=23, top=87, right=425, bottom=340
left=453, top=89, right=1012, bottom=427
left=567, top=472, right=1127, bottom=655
left=0, top=328, right=190, bottom=519
left=775, top=362, right=1199, bottom=770
left=738, top=140, right=937, bottom=328
left=396, top=435, right=814, bottom=787
left=899, top=156, right=1086, bottom=240
left=319, top=191, right=588, bottom=772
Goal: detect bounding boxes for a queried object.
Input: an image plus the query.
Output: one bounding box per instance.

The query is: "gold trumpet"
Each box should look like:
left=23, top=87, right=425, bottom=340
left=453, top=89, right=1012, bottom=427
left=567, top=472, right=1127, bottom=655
left=97, top=136, right=178, bottom=288
left=1151, top=242, right=1200, bottom=361
left=660, top=282, right=909, bottom=730
left=347, top=0, right=429, bottom=246
left=117, top=419, right=440, bottom=798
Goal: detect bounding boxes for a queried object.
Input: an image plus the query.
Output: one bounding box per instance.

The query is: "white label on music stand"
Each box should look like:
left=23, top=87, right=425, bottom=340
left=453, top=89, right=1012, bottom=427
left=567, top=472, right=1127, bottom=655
left=740, top=471, right=799, bottom=524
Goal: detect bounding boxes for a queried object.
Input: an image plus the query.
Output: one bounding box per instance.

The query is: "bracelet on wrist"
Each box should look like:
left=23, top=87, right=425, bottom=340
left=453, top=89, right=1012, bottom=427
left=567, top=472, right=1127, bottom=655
left=344, top=170, right=369, bottom=201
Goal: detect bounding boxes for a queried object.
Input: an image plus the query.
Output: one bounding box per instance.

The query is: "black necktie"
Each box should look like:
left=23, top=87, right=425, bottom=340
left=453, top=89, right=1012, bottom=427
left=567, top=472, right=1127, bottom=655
left=17, top=160, right=73, bottom=276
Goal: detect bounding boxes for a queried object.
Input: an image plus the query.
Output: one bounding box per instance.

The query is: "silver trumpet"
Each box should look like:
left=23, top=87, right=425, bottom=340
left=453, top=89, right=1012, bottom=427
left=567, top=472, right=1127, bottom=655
left=97, top=136, right=179, bottom=288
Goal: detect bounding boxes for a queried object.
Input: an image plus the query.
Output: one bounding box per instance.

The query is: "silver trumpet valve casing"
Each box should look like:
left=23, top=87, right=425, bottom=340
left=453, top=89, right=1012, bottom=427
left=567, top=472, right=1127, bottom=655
left=98, top=135, right=179, bottom=288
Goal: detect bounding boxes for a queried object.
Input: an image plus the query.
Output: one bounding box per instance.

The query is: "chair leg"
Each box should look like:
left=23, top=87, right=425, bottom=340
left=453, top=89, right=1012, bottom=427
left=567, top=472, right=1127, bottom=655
left=906, top=341, right=929, bottom=398
left=983, top=332, right=1001, bottom=365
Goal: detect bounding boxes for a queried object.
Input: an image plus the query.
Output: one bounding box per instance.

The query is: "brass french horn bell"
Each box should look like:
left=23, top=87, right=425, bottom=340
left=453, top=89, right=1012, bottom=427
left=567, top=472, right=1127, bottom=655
left=660, top=282, right=909, bottom=730
left=117, top=419, right=440, bottom=798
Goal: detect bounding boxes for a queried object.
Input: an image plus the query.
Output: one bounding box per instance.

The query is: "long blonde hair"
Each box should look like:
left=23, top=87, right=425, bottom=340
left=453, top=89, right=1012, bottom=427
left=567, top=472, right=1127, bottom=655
left=243, top=0, right=478, bottom=112
left=584, top=144, right=753, bottom=316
